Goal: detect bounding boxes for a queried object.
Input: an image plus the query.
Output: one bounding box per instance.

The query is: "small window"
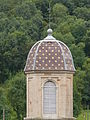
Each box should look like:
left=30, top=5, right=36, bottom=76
left=43, top=81, right=56, bottom=114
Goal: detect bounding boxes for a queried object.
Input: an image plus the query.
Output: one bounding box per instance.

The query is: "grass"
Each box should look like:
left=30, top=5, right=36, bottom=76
left=77, top=110, right=90, bottom=120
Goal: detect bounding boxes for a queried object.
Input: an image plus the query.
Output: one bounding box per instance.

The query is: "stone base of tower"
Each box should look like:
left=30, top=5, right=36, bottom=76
left=24, top=117, right=76, bottom=120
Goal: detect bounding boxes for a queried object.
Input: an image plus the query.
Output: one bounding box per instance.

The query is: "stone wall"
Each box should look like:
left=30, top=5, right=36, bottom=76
left=25, top=71, right=74, bottom=119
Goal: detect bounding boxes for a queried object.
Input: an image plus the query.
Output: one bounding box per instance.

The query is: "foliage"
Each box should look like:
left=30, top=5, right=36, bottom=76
left=52, top=3, right=68, bottom=23
left=73, top=68, right=85, bottom=116
left=0, top=0, right=90, bottom=119
left=84, top=30, right=90, bottom=57
left=82, top=58, right=90, bottom=105
left=7, top=72, right=26, bottom=120
left=77, top=110, right=90, bottom=120
left=70, top=43, right=85, bottom=68
left=0, top=86, right=16, bottom=120
left=0, top=87, right=7, bottom=119
left=73, top=7, right=90, bottom=21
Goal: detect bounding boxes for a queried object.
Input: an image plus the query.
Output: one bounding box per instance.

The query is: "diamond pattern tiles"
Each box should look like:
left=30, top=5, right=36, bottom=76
left=24, top=40, right=75, bottom=72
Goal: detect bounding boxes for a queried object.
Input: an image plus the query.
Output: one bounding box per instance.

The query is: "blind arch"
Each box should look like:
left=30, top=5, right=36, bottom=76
left=43, top=81, right=56, bottom=114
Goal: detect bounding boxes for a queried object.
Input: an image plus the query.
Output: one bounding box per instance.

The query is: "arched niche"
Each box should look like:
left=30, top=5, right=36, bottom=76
left=43, top=81, right=56, bottom=115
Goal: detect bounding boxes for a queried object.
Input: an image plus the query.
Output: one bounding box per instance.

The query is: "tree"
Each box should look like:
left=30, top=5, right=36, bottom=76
left=7, top=72, right=26, bottom=120
left=73, top=78, right=82, bottom=117
left=70, top=19, right=86, bottom=44
left=73, top=7, right=90, bottom=21
left=70, top=43, right=85, bottom=68
left=0, top=86, right=15, bottom=120
left=0, top=28, right=33, bottom=83
left=82, top=58, right=90, bottom=106
left=0, top=87, right=7, bottom=119
left=84, top=30, right=90, bottom=56
left=73, top=68, right=85, bottom=116
left=10, top=1, right=37, bottom=20
left=52, top=3, right=68, bottom=23
left=54, top=32, right=75, bottom=47
left=32, top=0, right=49, bottom=21
left=0, top=0, right=89, bottom=118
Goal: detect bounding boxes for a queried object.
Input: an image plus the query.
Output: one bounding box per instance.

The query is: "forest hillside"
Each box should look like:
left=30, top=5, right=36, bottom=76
left=0, top=0, right=90, bottom=119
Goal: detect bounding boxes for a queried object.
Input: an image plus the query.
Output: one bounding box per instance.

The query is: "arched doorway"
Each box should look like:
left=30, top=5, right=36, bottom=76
left=43, top=81, right=56, bottom=115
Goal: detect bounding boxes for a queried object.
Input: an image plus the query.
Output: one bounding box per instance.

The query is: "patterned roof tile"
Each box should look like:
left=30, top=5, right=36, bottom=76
left=24, top=29, right=75, bottom=72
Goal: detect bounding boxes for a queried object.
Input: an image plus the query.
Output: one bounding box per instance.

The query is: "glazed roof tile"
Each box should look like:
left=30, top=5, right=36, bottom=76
left=24, top=29, right=75, bottom=72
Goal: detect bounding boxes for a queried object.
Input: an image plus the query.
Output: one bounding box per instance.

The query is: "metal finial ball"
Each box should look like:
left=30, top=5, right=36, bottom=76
left=47, top=29, right=53, bottom=35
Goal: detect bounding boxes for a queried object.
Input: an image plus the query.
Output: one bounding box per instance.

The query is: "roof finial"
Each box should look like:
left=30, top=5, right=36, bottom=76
left=44, top=1, right=55, bottom=40
left=47, top=29, right=53, bottom=36
left=47, top=1, right=53, bottom=36
left=44, top=28, right=55, bottom=40
left=48, top=1, right=51, bottom=29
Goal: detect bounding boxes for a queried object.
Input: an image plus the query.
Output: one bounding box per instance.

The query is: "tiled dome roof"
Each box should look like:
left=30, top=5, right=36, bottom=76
left=24, top=29, right=75, bottom=72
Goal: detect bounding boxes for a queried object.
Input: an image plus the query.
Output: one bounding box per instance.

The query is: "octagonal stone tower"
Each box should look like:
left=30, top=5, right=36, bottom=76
left=24, top=29, right=75, bottom=120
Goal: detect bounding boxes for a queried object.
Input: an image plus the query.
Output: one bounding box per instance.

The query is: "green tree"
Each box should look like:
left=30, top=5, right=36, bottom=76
left=52, top=3, right=68, bottom=23
left=73, top=78, right=82, bottom=117
left=0, top=29, right=33, bottom=83
left=54, top=32, right=75, bottom=47
left=70, top=19, right=86, bottom=44
left=32, top=0, right=49, bottom=21
left=11, top=1, right=37, bottom=20
left=73, top=68, right=85, bottom=116
left=0, top=0, right=89, bottom=118
left=73, top=7, right=90, bottom=21
left=0, top=86, right=15, bottom=120
left=84, top=30, right=90, bottom=56
left=0, top=87, right=7, bottom=119
left=70, top=43, right=85, bottom=68
left=82, top=58, right=90, bottom=106
left=7, top=72, right=26, bottom=120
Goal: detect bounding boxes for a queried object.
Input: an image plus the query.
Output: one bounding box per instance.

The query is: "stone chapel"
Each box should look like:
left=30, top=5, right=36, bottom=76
left=24, top=29, right=75, bottom=120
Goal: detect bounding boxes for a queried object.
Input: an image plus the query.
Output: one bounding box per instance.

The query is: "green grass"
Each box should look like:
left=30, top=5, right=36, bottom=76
left=77, top=110, right=90, bottom=120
